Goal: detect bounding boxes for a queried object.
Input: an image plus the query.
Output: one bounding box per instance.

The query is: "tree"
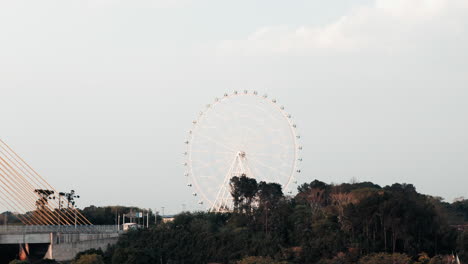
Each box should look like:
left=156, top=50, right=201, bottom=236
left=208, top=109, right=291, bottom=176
left=428, top=255, right=456, bottom=264
left=8, top=261, right=29, bottom=264
left=452, top=199, right=468, bottom=221
left=358, top=253, right=412, bottom=264
left=458, top=231, right=468, bottom=263
left=73, top=249, right=104, bottom=262
left=330, top=191, right=355, bottom=231
left=72, top=254, right=104, bottom=264
left=296, top=180, right=330, bottom=215
left=230, top=175, right=258, bottom=214
left=236, top=256, right=289, bottom=264
left=100, top=179, right=464, bottom=264
left=414, top=252, right=430, bottom=264
left=257, top=181, right=283, bottom=234
left=80, top=206, right=152, bottom=225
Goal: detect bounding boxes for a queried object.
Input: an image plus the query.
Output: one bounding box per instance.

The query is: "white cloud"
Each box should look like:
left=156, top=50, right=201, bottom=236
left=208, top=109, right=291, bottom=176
left=218, top=0, right=468, bottom=56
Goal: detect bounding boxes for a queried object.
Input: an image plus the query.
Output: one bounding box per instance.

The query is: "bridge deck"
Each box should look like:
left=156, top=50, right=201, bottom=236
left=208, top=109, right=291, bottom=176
left=0, top=226, right=121, bottom=260
left=0, top=225, right=119, bottom=234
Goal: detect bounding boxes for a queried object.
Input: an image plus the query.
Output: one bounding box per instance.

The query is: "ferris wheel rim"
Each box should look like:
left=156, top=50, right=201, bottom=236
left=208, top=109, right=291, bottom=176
left=184, top=91, right=302, bottom=209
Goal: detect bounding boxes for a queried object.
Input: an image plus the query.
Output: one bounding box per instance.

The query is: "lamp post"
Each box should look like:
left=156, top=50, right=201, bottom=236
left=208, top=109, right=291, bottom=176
left=58, top=192, right=65, bottom=226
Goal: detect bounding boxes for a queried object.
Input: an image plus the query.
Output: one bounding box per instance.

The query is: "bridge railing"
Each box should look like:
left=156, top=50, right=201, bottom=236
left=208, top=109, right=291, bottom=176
left=0, top=225, right=121, bottom=234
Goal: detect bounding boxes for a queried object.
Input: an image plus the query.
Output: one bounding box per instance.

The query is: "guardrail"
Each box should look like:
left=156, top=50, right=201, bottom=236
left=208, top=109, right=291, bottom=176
left=0, top=225, right=121, bottom=234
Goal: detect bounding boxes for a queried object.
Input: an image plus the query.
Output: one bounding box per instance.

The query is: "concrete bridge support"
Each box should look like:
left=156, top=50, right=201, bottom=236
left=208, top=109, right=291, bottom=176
left=0, top=228, right=121, bottom=262
left=47, top=233, right=119, bottom=261
left=19, top=243, right=29, bottom=261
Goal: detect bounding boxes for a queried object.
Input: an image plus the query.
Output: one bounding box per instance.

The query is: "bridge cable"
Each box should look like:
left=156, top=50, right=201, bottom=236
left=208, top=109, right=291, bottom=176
left=0, top=140, right=92, bottom=225
left=0, top=161, right=60, bottom=225
left=0, top=143, right=80, bottom=225
left=0, top=150, right=71, bottom=225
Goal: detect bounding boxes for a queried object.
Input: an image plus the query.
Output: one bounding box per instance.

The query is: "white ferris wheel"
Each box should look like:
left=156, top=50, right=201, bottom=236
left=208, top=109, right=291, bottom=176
left=184, top=91, right=302, bottom=211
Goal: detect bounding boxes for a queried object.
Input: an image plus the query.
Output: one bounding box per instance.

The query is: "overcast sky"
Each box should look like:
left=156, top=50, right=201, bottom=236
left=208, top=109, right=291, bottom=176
left=1, top=0, right=467, bottom=214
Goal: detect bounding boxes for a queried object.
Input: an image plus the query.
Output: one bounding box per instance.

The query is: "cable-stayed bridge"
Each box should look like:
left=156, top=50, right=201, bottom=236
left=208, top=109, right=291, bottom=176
left=0, top=140, right=121, bottom=262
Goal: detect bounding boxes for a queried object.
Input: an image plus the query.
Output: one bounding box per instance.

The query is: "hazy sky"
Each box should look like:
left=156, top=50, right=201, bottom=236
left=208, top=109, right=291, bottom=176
left=1, top=0, right=467, bottom=214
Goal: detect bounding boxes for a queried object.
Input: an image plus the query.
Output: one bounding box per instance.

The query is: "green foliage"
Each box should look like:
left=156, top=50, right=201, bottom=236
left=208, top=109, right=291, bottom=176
left=317, top=252, right=354, bottom=264
left=72, top=254, right=104, bottom=264
left=8, top=261, right=29, bottom=264
left=101, top=179, right=464, bottom=264
left=358, top=253, right=412, bottom=264
left=236, top=256, right=289, bottom=264
left=0, top=212, right=22, bottom=225
left=415, top=252, right=431, bottom=264
left=427, top=255, right=455, bottom=264
left=458, top=231, right=468, bottom=263
left=73, top=248, right=104, bottom=261
left=230, top=175, right=259, bottom=213
left=80, top=206, right=151, bottom=225
left=452, top=200, right=468, bottom=221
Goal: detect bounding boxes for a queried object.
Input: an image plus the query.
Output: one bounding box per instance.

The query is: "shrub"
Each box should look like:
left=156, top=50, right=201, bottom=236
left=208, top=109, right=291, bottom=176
left=71, top=254, right=104, bottom=264
left=236, top=256, right=289, bottom=264
left=8, top=261, right=29, bottom=264
left=358, top=253, right=412, bottom=264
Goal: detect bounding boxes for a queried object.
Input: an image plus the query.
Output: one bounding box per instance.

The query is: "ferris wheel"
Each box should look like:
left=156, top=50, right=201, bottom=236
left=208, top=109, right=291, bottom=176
left=183, top=91, right=302, bottom=211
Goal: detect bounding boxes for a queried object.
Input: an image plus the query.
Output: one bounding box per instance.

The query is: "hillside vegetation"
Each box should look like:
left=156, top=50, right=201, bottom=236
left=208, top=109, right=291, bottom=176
left=90, top=178, right=468, bottom=264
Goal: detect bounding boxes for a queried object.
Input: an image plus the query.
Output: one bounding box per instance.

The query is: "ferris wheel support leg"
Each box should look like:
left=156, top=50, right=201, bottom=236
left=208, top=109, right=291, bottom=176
left=211, top=155, right=238, bottom=212
left=214, top=154, right=254, bottom=212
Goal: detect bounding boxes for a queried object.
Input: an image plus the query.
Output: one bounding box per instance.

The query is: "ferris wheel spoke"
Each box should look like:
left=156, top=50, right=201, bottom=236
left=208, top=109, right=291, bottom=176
left=191, top=157, right=231, bottom=171
left=202, top=112, right=232, bottom=132
left=248, top=162, right=263, bottom=180
left=197, top=125, right=219, bottom=130
left=237, top=126, right=251, bottom=151
left=210, top=108, right=231, bottom=122
left=236, top=104, right=271, bottom=127
left=199, top=175, right=217, bottom=179
left=191, top=156, right=230, bottom=164
left=250, top=158, right=280, bottom=183
left=254, top=102, right=284, bottom=123
left=249, top=158, right=284, bottom=186
left=190, top=150, right=234, bottom=155
left=248, top=152, right=281, bottom=159
left=247, top=156, right=290, bottom=181
left=242, top=158, right=257, bottom=180
left=274, top=141, right=296, bottom=149
left=241, top=126, right=263, bottom=141
left=195, top=134, right=238, bottom=152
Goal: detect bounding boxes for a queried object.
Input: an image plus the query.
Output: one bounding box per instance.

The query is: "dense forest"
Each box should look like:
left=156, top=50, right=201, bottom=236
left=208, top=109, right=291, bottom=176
left=3, top=178, right=468, bottom=264
left=76, top=177, right=468, bottom=264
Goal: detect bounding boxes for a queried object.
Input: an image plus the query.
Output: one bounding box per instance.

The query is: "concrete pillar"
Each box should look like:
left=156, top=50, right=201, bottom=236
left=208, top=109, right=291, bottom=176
left=44, top=243, right=53, bottom=260
left=19, top=243, right=29, bottom=261
left=44, top=233, right=53, bottom=259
